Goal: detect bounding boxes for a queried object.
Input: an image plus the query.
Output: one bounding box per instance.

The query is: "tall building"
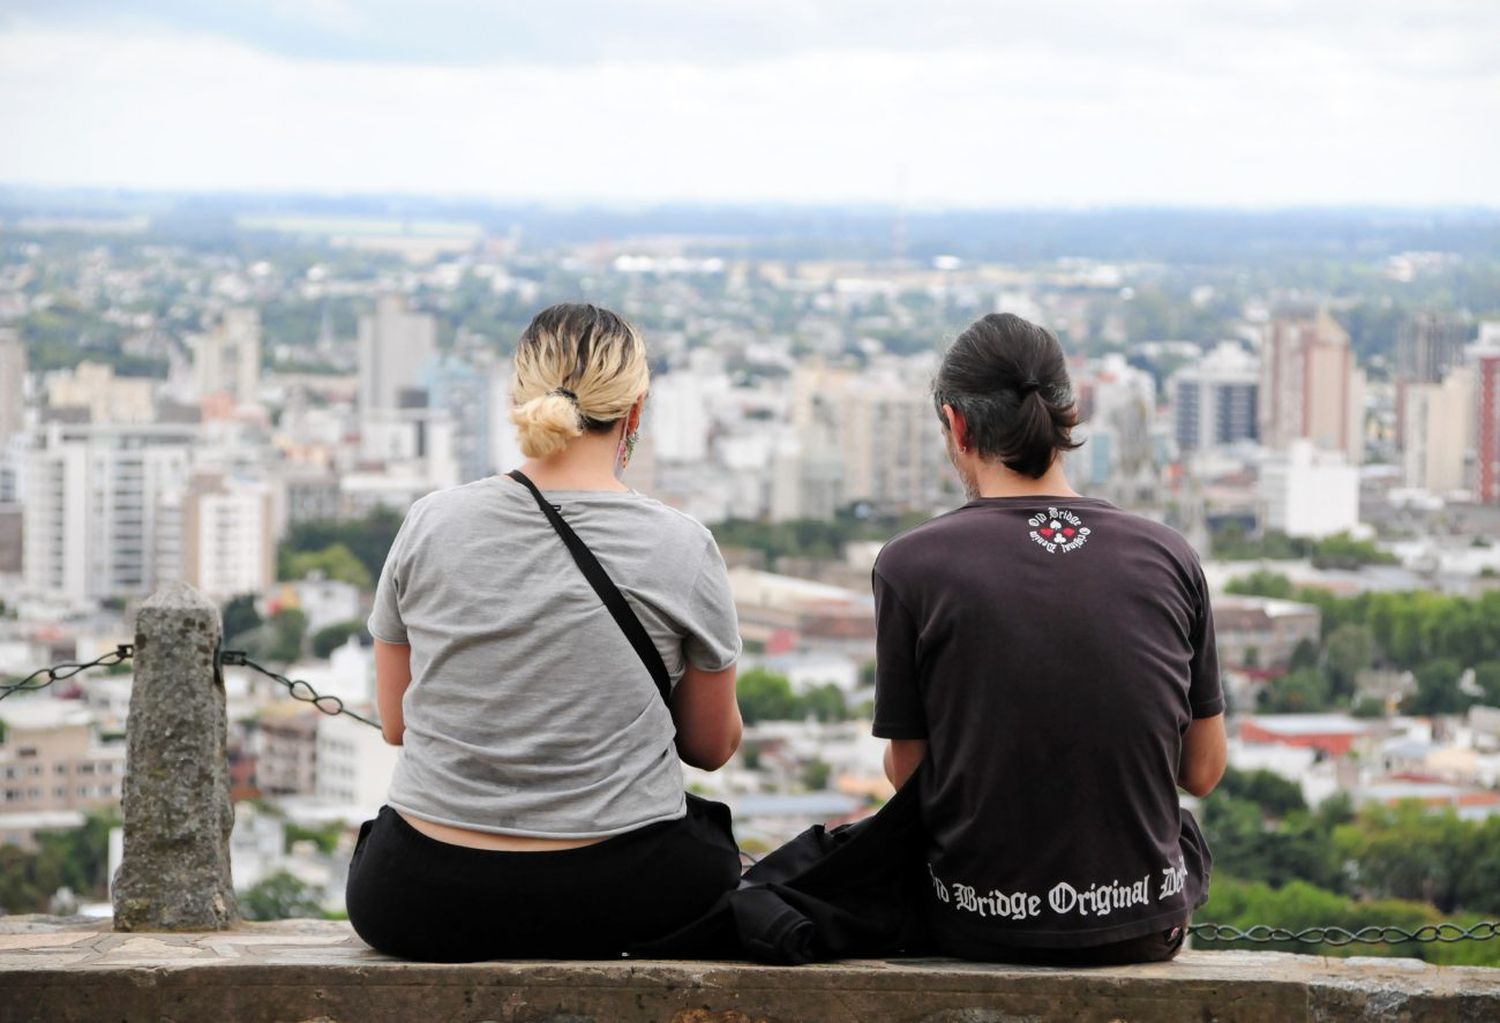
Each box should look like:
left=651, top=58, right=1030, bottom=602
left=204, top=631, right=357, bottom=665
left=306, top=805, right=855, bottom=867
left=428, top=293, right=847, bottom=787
left=1402, top=368, right=1474, bottom=494
left=192, top=307, right=262, bottom=405
left=1476, top=323, right=1500, bottom=504
left=1170, top=343, right=1259, bottom=453
left=650, top=371, right=714, bottom=463
left=1397, top=311, right=1469, bottom=385
left=425, top=354, right=492, bottom=484
left=0, top=328, right=24, bottom=442
left=1260, top=440, right=1359, bottom=539
left=788, top=365, right=944, bottom=513
left=178, top=472, right=276, bottom=602
left=1260, top=310, right=1365, bottom=465
left=1072, top=355, right=1159, bottom=507
left=358, top=295, right=436, bottom=416
left=22, top=421, right=196, bottom=607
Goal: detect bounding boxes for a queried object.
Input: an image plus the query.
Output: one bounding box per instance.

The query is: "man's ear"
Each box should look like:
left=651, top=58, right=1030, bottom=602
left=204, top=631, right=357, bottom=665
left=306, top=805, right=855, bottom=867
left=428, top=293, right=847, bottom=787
left=943, top=403, right=969, bottom=452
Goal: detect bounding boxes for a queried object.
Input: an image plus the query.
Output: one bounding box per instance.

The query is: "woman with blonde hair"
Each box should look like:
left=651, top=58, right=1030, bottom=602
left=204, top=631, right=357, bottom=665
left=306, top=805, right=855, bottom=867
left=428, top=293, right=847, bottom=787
left=346, top=303, right=744, bottom=961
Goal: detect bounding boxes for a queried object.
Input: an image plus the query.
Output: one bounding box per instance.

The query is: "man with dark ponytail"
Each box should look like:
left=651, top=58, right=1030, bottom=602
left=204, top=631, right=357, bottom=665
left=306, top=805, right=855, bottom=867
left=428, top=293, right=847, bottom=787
left=872, top=312, right=1227, bottom=965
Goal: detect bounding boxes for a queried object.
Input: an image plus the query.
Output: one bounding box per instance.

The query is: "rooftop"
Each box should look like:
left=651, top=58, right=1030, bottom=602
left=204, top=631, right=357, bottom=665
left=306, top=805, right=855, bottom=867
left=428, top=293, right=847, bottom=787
left=3, top=915, right=1498, bottom=1022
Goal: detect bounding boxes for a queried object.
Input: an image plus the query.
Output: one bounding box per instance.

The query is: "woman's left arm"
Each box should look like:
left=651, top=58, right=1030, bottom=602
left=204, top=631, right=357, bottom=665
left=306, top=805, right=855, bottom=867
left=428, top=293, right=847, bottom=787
left=374, top=639, right=412, bottom=746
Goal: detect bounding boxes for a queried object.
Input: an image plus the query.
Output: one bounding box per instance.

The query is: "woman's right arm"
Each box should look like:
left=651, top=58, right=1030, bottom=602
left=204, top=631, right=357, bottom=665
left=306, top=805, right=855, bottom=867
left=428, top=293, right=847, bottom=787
left=670, top=664, right=742, bottom=770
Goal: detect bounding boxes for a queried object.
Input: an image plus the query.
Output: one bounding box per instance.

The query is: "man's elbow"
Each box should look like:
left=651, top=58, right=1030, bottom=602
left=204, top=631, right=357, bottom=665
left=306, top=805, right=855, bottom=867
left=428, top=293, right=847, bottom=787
left=1180, top=764, right=1225, bottom=798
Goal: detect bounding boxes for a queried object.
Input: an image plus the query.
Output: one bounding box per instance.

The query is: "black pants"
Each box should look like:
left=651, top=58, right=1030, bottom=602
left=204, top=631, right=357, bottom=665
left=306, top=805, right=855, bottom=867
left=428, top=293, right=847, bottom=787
left=935, top=919, right=1189, bottom=966
left=345, top=805, right=741, bottom=962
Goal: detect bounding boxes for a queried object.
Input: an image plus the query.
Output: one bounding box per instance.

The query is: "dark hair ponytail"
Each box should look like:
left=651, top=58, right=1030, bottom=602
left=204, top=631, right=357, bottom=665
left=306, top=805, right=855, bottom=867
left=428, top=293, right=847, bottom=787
left=933, top=312, right=1081, bottom=478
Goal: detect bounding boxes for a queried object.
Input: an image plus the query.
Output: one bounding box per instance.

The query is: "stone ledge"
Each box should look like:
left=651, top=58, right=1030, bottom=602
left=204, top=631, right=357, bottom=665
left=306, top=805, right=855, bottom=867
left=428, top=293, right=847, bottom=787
left=2, top=916, right=1498, bottom=1022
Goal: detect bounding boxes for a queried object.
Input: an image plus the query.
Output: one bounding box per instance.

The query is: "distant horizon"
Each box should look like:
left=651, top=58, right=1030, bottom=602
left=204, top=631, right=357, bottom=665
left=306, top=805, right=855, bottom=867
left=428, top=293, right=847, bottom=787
left=4, top=184, right=1500, bottom=217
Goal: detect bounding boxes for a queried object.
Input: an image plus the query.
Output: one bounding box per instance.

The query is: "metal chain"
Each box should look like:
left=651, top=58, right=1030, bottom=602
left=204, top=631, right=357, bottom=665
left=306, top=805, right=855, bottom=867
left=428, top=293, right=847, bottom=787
left=0, top=645, right=134, bottom=702
left=1190, top=921, right=1500, bottom=946
left=219, top=650, right=382, bottom=730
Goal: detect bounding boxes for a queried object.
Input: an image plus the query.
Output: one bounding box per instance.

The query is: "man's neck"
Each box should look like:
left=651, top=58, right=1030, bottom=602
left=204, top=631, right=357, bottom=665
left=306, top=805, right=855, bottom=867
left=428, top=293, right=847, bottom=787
left=971, top=462, right=1079, bottom=500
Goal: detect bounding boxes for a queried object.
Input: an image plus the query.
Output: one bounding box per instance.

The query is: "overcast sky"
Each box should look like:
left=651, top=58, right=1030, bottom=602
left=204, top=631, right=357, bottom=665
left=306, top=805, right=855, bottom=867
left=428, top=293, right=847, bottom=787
left=2, top=1, right=1497, bottom=206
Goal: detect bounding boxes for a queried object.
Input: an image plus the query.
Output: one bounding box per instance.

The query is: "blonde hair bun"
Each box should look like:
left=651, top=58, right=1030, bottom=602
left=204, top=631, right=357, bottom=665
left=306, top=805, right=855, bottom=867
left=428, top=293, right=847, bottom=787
left=510, top=392, right=584, bottom=459
left=510, top=304, right=651, bottom=459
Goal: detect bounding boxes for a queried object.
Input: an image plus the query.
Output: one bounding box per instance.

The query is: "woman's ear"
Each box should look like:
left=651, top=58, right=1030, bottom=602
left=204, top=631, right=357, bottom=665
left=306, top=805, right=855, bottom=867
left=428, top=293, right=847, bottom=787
left=628, top=396, right=645, bottom=434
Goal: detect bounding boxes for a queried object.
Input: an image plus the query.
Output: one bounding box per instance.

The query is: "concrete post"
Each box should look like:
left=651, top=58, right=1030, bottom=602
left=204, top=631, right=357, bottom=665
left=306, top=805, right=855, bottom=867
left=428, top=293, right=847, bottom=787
left=113, top=581, right=239, bottom=931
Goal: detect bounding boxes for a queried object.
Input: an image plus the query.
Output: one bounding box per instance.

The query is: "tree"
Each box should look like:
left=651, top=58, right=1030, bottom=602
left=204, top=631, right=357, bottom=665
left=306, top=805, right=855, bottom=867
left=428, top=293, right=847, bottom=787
left=1476, top=661, right=1500, bottom=707
left=1290, top=639, right=1320, bottom=672
left=800, top=759, right=832, bottom=791
left=222, top=594, right=262, bottom=645
left=264, top=608, right=309, bottom=664
left=1225, top=571, right=1296, bottom=599
left=279, top=508, right=403, bottom=584
left=736, top=668, right=799, bottom=724
left=0, top=844, right=62, bottom=915
left=312, top=620, right=369, bottom=659
left=1310, top=533, right=1397, bottom=570
left=239, top=871, right=325, bottom=921
left=281, top=543, right=373, bottom=590
left=1258, top=667, right=1331, bottom=713
left=32, top=810, right=119, bottom=898
left=1218, top=767, right=1307, bottom=818
left=800, top=684, right=851, bottom=723
left=1404, top=659, right=1470, bottom=717
left=1324, top=625, right=1376, bottom=697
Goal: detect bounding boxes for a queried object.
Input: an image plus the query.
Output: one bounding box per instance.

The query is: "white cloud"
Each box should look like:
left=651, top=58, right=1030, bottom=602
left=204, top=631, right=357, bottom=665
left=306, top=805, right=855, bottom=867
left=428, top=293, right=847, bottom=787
left=0, top=23, right=1496, bottom=205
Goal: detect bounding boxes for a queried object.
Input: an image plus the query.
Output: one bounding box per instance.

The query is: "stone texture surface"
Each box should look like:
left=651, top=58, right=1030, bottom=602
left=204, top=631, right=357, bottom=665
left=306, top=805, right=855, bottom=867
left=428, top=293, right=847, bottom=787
left=112, top=582, right=239, bottom=931
left=3, top=916, right=1498, bottom=1022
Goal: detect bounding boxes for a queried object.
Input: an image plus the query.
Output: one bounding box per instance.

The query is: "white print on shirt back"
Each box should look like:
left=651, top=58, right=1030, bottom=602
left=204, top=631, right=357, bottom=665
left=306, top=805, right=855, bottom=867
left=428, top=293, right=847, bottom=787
left=1027, top=507, right=1091, bottom=554
left=928, top=857, right=1188, bottom=923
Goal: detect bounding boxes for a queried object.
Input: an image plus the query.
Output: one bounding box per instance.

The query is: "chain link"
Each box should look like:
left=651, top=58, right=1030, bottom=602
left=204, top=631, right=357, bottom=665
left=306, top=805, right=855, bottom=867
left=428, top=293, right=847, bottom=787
left=1189, top=921, right=1500, bottom=946
left=0, top=645, right=134, bottom=702
left=219, top=650, right=383, bottom=730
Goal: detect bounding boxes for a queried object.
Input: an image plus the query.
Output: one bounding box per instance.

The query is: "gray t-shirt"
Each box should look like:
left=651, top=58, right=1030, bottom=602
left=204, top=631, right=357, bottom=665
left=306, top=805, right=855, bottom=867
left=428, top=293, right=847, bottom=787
left=367, top=476, right=742, bottom=839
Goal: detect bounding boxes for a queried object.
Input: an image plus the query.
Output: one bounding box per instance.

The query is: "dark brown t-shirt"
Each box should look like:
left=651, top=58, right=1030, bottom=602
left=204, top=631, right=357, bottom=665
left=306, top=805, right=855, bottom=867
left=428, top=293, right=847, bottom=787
left=872, top=495, right=1222, bottom=949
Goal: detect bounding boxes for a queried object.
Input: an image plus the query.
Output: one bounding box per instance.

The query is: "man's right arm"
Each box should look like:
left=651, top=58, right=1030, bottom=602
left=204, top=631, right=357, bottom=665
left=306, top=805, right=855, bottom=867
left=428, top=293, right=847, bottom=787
left=1178, top=713, right=1227, bottom=797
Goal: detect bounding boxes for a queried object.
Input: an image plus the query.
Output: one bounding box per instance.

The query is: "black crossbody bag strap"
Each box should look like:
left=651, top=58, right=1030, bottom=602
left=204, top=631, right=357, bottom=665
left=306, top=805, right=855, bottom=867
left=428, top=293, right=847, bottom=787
left=506, top=470, right=673, bottom=705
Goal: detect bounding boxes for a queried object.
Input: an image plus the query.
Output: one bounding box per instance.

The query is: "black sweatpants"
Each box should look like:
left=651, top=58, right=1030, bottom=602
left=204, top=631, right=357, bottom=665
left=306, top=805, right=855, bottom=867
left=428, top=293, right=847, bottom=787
left=345, top=805, right=741, bottom=962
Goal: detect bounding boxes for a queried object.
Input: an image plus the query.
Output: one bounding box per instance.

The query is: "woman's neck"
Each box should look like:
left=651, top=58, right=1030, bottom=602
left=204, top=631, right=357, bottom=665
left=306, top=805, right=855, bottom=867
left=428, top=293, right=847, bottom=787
left=516, top=432, right=629, bottom=491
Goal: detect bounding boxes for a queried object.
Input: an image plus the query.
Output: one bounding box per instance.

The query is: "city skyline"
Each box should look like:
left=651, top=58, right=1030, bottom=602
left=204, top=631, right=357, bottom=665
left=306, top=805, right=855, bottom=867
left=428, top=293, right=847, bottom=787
left=2, top=3, right=1499, bottom=206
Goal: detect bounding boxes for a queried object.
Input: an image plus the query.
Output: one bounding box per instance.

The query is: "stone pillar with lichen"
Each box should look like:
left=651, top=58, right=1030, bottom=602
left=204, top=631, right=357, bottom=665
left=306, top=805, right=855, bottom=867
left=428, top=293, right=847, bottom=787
left=113, top=582, right=239, bottom=931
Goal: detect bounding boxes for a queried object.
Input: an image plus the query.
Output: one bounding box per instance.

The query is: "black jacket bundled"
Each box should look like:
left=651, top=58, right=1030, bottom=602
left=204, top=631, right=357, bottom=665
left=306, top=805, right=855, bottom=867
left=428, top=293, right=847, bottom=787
left=633, top=772, right=931, bottom=964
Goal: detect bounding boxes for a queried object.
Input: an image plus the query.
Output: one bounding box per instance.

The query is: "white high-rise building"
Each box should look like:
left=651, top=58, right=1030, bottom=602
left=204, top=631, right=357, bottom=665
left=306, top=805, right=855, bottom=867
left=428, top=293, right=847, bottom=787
left=178, top=473, right=276, bottom=602
left=650, top=372, right=714, bottom=463
left=0, top=328, right=24, bottom=443
left=22, top=421, right=196, bottom=607
left=192, top=308, right=262, bottom=406
left=358, top=295, right=436, bottom=416
left=1259, top=440, right=1360, bottom=539
left=1170, top=343, right=1260, bottom=453
left=1402, top=367, right=1475, bottom=495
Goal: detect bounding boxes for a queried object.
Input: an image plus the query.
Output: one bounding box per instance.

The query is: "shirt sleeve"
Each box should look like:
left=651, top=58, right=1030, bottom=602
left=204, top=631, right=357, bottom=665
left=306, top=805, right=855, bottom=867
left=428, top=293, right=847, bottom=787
left=1187, top=559, right=1225, bottom=719
left=681, top=538, right=743, bottom=673
left=366, top=512, right=414, bottom=645
left=871, top=567, right=927, bottom=739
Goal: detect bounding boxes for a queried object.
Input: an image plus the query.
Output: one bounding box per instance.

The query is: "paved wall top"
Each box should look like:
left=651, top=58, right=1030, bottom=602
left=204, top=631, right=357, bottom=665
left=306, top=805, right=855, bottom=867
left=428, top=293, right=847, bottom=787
left=3, top=915, right=1499, bottom=1022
